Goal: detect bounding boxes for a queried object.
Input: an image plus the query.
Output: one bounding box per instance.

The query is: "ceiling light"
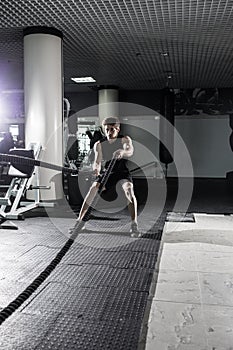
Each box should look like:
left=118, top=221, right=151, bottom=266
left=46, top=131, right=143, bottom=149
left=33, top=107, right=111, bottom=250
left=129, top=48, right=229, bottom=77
left=71, top=77, right=96, bottom=83
left=159, top=51, right=169, bottom=57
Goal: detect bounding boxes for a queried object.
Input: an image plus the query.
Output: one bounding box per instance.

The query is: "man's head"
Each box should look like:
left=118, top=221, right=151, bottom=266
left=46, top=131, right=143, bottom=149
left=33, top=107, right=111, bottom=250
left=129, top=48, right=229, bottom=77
left=102, top=117, right=120, bottom=140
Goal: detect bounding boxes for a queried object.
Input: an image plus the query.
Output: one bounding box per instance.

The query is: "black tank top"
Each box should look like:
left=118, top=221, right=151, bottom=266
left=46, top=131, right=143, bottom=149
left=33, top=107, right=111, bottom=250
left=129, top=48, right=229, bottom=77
left=100, top=135, right=129, bottom=173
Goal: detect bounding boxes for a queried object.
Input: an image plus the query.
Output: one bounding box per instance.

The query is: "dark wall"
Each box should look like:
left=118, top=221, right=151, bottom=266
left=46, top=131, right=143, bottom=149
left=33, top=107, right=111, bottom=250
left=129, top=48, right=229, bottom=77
left=65, top=91, right=98, bottom=114
left=65, top=90, right=162, bottom=114
left=119, top=90, right=161, bottom=111
left=65, top=88, right=233, bottom=116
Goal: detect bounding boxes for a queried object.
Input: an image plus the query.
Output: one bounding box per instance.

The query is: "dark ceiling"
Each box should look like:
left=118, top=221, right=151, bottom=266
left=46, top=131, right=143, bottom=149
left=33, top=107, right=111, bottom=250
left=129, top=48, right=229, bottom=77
left=1, top=0, right=233, bottom=94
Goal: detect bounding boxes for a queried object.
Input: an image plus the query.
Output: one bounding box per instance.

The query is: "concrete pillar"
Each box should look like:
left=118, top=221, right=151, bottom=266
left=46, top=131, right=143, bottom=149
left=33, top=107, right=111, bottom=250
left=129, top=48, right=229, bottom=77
left=23, top=26, right=64, bottom=200
left=98, top=87, right=119, bottom=125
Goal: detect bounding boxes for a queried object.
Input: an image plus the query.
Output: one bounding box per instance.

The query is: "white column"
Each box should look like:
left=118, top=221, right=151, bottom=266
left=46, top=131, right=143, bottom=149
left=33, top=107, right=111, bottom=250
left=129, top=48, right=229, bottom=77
left=98, top=87, right=119, bottom=125
left=23, top=27, right=63, bottom=200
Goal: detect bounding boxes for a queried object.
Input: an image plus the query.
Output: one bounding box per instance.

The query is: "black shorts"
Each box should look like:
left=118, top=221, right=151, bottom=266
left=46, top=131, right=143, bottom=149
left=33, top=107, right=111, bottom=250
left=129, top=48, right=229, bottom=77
left=95, top=171, right=132, bottom=191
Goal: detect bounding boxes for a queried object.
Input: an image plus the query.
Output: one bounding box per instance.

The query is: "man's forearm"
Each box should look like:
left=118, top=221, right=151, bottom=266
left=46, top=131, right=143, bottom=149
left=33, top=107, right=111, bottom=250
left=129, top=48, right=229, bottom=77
left=93, top=162, right=101, bottom=175
left=113, top=147, right=134, bottom=159
left=122, top=148, right=134, bottom=158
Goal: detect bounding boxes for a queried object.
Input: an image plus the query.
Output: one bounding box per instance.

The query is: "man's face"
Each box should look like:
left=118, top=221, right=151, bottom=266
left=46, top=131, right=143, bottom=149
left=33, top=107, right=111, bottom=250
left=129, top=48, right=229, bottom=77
left=103, top=124, right=120, bottom=140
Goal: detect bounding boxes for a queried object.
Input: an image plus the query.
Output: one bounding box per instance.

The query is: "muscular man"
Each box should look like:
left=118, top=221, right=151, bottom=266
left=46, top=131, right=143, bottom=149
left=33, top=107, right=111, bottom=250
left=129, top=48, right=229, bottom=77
left=76, top=116, right=139, bottom=236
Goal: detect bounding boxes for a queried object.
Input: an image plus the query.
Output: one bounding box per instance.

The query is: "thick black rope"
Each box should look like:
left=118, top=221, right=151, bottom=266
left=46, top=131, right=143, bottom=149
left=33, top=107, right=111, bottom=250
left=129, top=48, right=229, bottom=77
left=0, top=239, right=73, bottom=325
left=0, top=153, right=78, bottom=174
left=69, top=156, right=118, bottom=239
left=0, top=156, right=117, bottom=325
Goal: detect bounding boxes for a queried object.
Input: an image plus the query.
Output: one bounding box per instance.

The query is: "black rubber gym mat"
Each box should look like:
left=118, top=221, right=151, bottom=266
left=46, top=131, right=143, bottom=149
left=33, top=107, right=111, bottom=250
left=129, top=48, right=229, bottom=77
left=0, top=311, right=60, bottom=350
left=37, top=314, right=142, bottom=350
left=21, top=282, right=149, bottom=321
left=0, top=280, right=30, bottom=308
left=0, top=208, right=165, bottom=349
left=74, top=233, right=161, bottom=253
left=61, top=246, right=137, bottom=268
left=47, top=264, right=153, bottom=291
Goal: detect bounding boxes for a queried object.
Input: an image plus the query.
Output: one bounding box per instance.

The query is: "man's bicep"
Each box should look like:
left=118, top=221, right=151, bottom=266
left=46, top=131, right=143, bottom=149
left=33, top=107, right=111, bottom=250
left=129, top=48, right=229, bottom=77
left=123, top=136, right=133, bottom=148
left=123, top=136, right=134, bottom=154
left=94, top=142, right=102, bottom=163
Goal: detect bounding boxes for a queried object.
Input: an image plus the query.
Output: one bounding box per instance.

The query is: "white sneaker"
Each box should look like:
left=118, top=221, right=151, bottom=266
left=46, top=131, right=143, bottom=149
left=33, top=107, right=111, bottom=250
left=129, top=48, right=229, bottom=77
left=68, top=221, right=86, bottom=234
left=130, top=222, right=142, bottom=238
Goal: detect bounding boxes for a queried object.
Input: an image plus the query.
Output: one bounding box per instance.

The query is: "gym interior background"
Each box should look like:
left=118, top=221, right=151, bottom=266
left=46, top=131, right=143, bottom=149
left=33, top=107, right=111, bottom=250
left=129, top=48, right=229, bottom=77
left=1, top=1, right=233, bottom=349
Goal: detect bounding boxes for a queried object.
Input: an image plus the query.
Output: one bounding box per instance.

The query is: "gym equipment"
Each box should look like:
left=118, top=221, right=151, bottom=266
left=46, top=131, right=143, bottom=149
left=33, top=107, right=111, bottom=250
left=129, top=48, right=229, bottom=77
left=0, top=145, right=85, bottom=227
left=67, top=170, right=92, bottom=207
left=159, top=87, right=175, bottom=176
left=70, top=155, right=118, bottom=240
left=0, top=143, right=52, bottom=227
left=226, top=114, right=233, bottom=192
left=0, top=142, right=73, bottom=228
left=65, top=135, right=79, bottom=161
left=0, top=152, right=79, bottom=174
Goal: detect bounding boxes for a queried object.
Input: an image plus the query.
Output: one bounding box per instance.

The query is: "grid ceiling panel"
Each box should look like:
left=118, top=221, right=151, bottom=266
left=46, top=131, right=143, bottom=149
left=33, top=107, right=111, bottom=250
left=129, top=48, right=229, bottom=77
left=0, top=0, right=233, bottom=91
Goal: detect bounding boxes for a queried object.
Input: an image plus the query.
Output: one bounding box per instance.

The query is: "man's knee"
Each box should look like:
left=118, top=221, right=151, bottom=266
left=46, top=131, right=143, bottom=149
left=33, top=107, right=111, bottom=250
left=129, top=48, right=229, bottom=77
left=122, top=182, right=135, bottom=200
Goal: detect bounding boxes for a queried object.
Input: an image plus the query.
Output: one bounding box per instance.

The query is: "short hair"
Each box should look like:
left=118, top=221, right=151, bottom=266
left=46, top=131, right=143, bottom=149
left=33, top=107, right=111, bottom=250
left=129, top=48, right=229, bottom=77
left=102, top=117, right=120, bottom=127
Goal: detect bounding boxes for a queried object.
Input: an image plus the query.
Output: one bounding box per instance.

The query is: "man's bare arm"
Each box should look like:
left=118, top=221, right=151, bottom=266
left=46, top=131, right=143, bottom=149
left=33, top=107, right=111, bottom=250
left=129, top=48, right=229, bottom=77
left=114, top=136, right=134, bottom=159
left=93, top=141, right=102, bottom=176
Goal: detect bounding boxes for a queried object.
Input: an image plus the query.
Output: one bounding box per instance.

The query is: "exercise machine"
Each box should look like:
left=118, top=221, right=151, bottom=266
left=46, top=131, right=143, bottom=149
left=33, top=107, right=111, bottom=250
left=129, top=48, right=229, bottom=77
left=0, top=143, right=52, bottom=229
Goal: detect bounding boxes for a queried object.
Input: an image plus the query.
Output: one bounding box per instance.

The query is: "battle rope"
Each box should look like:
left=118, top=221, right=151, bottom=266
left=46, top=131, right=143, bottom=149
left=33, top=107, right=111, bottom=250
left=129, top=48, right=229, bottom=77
left=0, top=155, right=117, bottom=325
left=0, top=239, right=73, bottom=325
left=0, top=153, right=79, bottom=174
left=70, top=155, right=118, bottom=240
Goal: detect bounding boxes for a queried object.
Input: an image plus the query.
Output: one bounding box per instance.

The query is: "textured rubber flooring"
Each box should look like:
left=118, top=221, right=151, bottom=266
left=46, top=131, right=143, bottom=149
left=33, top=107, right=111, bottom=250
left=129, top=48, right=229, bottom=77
left=0, top=206, right=165, bottom=349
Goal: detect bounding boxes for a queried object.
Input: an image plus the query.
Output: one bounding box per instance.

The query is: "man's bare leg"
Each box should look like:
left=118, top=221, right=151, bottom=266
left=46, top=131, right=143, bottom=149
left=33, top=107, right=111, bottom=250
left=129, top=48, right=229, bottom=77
left=77, top=182, right=99, bottom=221
left=122, top=182, right=139, bottom=235
left=69, top=182, right=100, bottom=236
left=127, top=198, right=137, bottom=221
